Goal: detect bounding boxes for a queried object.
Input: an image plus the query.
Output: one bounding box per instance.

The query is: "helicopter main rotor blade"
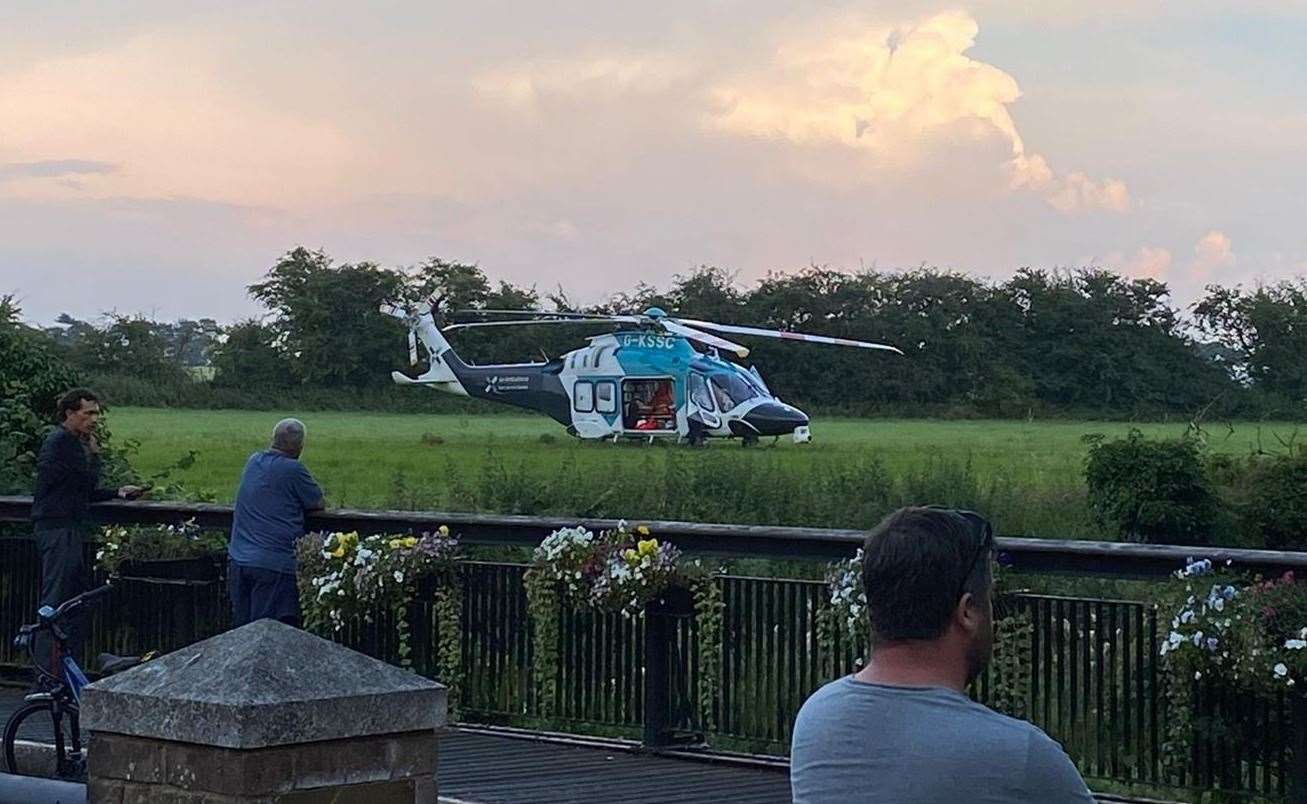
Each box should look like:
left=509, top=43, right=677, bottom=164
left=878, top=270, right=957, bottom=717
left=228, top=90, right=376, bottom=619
left=672, top=318, right=904, bottom=355
left=451, top=309, right=625, bottom=321
left=442, top=317, right=641, bottom=333
left=660, top=319, right=751, bottom=358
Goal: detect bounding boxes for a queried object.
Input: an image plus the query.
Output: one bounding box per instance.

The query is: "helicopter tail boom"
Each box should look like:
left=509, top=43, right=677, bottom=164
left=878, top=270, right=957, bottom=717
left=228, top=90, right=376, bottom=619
left=382, top=298, right=468, bottom=394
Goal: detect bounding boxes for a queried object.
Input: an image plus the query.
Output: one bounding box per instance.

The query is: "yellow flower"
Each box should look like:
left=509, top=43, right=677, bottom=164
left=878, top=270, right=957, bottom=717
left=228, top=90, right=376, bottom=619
left=623, top=549, right=639, bottom=565
left=636, top=525, right=651, bottom=536
left=638, top=539, right=658, bottom=557
left=387, top=538, right=405, bottom=549
left=330, top=547, right=345, bottom=558
left=437, top=525, right=450, bottom=537
left=403, top=536, right=418, bottom=548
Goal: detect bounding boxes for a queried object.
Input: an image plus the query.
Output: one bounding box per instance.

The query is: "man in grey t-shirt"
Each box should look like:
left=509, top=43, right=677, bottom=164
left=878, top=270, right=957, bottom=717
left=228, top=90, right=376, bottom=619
left=790, top=507, right=1094, bottom=803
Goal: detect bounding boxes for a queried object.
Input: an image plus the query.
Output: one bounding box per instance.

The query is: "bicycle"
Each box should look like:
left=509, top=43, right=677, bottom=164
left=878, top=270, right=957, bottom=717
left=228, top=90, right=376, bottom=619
left=2, top=583, right=152, bottom=779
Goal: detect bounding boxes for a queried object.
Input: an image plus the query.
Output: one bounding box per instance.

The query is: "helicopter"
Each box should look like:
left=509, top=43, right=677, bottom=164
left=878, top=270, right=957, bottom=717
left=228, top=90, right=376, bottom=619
left=382, top=297, right=902, bottom=445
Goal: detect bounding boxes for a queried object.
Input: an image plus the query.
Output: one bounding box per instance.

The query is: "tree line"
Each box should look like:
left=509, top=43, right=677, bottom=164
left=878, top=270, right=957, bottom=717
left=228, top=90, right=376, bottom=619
left=22, top=247, right=1307, bottom=418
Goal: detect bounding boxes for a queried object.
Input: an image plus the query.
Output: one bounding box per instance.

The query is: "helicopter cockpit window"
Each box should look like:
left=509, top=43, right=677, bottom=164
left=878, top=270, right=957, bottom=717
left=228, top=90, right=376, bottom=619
left=595, top=381, right=616, bottom=414
left=688, top=373, right=714, bottom=411
left=710, top=373, right=757, bottom=410
left=574, top=381, right=594, bottom=413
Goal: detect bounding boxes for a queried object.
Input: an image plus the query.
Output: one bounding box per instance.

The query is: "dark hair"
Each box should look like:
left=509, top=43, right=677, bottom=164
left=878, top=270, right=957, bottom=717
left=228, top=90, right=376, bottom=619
left=861, top=506, right=993, bottom=645
left=56, top=388, right=101, bottom=422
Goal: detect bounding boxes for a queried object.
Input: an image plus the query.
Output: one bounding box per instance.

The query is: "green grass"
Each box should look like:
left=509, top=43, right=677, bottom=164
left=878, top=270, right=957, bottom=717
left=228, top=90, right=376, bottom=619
left=106, top=407, right=1303, bottom=539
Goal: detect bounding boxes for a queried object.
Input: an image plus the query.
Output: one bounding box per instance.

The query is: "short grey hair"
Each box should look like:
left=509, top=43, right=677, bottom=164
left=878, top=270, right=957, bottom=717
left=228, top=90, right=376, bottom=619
left=271, top=418, right=306, bottom=453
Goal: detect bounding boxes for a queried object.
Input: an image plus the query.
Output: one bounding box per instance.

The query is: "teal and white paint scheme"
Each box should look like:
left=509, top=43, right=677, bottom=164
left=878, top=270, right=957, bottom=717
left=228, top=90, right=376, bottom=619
left=383, top=299, right=901, bottom=445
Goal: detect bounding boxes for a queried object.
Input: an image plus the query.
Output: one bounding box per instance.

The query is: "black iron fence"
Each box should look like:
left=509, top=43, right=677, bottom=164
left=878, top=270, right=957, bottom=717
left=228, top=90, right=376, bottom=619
left=2, top=498, right=1306, bottom=800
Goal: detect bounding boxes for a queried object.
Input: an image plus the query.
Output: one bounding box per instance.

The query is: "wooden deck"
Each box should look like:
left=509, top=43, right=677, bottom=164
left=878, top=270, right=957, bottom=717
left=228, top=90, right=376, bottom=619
left=1, top=686, right=1189, bottom=803
left=1, top=686, right=791, bottom=803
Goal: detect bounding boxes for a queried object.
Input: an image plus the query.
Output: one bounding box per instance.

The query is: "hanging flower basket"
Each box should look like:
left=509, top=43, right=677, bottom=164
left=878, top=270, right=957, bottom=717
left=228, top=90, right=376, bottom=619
left=96, top=521, right=228, bottom=582
left=523, top=521, right=725, bottom=727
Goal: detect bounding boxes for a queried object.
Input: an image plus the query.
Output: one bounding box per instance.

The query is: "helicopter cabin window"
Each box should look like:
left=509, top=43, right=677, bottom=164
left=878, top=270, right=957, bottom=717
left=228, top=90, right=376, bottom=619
left=710, top=373, right=758, bottom=411
left=595, top=381, right=617, bottom=414
left=622, top=378, right=676, bottom=431
left=688, top=373, right=714, bottom=411
left=573, top=381, right=594, bottom=413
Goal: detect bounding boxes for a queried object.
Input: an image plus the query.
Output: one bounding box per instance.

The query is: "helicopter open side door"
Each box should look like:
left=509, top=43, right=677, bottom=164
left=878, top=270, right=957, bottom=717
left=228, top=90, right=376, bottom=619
left=685, top=372, right=721, bottom=433
left=621, top=377, right=678, bottom=433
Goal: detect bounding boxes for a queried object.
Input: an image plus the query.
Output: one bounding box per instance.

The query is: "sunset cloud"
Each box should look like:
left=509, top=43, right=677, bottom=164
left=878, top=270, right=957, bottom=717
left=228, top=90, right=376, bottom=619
left=1118, top=245, right=1174, bottom=281
left=0, top=159, right=116, bottom=181
left=708, top=12, right=1129, bottom=213
left=0, top=32, right=352, bottom=207
left=0, top=3, right=1300, bottom=325
left=473, top=54, right=695, bottom=110
left=1190, top=229, right=1235, bottom=282
left=1098, top=232, right=1236, bottom=296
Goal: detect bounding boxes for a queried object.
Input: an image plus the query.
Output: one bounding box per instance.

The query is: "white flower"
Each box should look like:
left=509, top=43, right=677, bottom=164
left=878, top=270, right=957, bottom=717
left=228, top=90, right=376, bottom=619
left=1274, top=663, right=1289, bottom=678
left=393, top=571, right=404, bottom=584
left=1194, top=671, right=1202, bottom=680
left=1212, top=598, right=1225, bottom=612
left=96, top=550, right=105, bottom=561
left=1285, top=639, right=1307, bottom=651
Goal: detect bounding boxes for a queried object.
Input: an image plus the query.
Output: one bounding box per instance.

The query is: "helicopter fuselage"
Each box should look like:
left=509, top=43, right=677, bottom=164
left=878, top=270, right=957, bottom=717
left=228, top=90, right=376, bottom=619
left=395, top=321, right=810, bottom=444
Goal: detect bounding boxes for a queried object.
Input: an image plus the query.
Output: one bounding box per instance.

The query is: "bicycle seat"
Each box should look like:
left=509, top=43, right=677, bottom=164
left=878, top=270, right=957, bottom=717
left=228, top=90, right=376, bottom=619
left=98, top=653, right=143, bottom=674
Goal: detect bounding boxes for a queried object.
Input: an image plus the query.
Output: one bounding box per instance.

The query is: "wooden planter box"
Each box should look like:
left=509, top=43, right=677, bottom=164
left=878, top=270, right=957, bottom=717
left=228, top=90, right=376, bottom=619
left=115, top=552, right=224, bottom=582
left=645, top=584, right=696, bottom=618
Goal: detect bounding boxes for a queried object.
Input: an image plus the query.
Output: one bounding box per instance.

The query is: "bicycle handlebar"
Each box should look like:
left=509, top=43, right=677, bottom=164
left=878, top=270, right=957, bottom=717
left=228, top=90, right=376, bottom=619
left=47, top=583, right=113, bottom=622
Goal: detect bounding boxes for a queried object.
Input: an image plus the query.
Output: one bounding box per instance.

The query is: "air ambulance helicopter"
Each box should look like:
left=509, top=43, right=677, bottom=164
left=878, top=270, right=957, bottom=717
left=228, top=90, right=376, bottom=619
left=382, top=297, right=901, bottom=446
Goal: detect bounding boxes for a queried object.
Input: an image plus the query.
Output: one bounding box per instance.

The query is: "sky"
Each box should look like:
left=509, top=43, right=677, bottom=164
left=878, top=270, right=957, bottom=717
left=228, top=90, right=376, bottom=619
left=1, top=1, right=1305, bottom=325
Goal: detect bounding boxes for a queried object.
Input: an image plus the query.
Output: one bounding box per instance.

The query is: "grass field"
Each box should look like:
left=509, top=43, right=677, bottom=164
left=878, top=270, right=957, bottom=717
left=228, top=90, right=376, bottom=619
left=104, top=407, right=1304, bottom=540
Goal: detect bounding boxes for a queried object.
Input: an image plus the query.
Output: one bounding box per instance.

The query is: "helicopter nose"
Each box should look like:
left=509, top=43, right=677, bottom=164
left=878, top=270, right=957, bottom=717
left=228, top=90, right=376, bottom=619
left=740, top=402, right=809, bottom=436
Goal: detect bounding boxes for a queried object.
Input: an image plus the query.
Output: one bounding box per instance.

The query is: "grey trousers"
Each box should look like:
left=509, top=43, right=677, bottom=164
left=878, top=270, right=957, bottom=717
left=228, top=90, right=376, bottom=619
left=34, top=526, right=87, bottom=667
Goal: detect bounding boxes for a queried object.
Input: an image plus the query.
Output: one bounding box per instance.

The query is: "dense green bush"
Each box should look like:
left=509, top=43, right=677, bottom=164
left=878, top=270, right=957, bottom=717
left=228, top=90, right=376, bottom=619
left=0, top=297, right=79, bottom=492
left=1083, top=429, right=1221, bottom=544
left=1236, top=452, right=1307, bottom=551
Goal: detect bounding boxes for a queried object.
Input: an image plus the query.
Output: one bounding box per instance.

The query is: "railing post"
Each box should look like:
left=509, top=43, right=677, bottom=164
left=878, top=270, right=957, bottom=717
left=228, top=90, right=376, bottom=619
left=1291, top=693, right=1307, bottom=804
left=642, top=603, right=671, bottom=748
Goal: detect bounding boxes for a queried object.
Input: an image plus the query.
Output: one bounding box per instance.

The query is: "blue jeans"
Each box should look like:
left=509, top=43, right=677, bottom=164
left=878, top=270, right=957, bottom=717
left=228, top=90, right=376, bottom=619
left=228, top=560, right=301, bottom=628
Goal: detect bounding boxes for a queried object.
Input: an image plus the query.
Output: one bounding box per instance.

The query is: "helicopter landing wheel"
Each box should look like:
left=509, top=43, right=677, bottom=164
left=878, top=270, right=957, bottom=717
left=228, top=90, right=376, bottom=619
left=741, top=433, right=759, bottom=448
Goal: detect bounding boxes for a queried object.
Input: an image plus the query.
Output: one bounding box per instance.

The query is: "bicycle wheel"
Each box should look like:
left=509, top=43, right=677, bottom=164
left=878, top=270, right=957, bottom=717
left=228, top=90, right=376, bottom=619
left=3, top=699, right=75, bottom=778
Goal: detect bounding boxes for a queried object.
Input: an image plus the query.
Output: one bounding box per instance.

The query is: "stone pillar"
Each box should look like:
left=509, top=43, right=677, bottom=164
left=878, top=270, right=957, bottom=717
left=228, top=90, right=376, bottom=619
left=80, top=619, right=446, bottom=803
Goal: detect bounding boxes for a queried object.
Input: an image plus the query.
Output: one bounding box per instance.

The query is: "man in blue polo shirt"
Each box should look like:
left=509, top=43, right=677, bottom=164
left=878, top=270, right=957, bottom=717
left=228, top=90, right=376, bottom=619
left=228, top=418, right=325, bottom=628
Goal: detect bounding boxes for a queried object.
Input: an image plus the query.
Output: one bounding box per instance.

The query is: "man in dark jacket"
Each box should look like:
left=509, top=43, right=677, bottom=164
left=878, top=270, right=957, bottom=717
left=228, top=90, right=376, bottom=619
left=32, top=388, right=144, bottom=663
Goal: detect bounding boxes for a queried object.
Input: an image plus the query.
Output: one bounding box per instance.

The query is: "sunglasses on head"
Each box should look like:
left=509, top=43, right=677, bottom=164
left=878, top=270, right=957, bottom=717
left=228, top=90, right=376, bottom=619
left=923, top=506, right=994, bottom=604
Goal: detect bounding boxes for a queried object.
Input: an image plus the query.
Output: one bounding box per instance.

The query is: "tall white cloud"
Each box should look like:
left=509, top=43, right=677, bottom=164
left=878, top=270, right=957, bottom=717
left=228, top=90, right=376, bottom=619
left=708, top=12, right=1129, bottom=213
